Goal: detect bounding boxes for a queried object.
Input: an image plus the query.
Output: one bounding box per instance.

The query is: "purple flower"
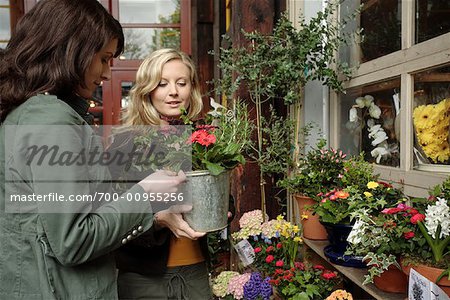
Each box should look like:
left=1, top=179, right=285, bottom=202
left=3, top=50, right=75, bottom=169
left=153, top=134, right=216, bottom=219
left=243, top=273, right=272, bottom=300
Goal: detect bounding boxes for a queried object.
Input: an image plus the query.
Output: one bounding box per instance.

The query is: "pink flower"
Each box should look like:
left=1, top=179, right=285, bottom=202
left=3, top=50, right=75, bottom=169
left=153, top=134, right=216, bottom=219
left=410, top=213, right=425, bottom=224
left=313, top=265, right=325, bottom=270
left=382, top=207, right=402, bottom=214
left=265, top=255, right=275, bottom=263
left=294, top=262, right=305, bottom=270
left=404, top=231, right=415, bottom=239
left=275, top=260, right=284, bottom=267
left=254, top=247, right=262, bottom=253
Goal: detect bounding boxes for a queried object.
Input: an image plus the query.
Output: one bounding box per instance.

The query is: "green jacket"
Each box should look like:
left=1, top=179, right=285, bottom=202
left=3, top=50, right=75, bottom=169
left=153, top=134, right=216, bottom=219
left=0, top=95, right=154, bottom=299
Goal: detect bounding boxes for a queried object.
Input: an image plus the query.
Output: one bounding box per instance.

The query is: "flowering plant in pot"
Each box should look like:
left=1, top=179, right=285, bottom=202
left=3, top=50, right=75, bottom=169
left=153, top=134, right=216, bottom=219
left=268, top=262, right=340, bottom=300
left=231, top=210, right=303, bottom=275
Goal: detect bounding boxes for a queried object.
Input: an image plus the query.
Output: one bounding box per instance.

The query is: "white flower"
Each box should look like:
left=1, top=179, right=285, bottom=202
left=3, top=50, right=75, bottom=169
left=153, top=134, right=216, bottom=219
left=367, top=118, right=375, bottom=128
left=349, top=107, right=358, bottom=122
left=369, top=102, right=381, bottom=119
left=425, top=197, right=450, bottom=239
left=355, top=97, right=366, bottom=108
left=371, top=131, right=388, bottom=146
left=371, top=145, right=389, bottom=163
left=364, top=94, right=374, bottom=104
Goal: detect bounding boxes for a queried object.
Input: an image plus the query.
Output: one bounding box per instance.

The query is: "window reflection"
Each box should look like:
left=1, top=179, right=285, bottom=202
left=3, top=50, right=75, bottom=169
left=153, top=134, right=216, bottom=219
left=119, top=0, right=179, bottom=24
left=121, top=28, right=180, bottom=60
left=416, top=0, right=450, bottom=43
left=413, top=65, right=450, bottom=167
left=360, top=0, right=401, bottom=62
left=340, top=79, right=401, bottom=167
left=0, top=7, right=11, bottom=47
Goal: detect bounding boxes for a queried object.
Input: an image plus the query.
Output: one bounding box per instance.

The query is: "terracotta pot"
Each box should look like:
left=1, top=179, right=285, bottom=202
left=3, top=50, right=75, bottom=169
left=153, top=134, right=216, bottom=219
left=401, top=261, right=450, bottom=296
left=373, top=264, right=408, bottom=293
left=294, top=194, right=327, bottom=240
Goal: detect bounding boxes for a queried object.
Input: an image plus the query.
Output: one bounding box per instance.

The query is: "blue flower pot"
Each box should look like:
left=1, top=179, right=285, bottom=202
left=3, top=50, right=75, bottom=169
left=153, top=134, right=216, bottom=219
left=321, top=221, right=366, bottom=268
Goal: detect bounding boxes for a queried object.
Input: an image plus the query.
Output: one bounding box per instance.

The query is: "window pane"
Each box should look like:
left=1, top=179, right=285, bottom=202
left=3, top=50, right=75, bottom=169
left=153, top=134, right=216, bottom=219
left=121, top=28, right=180, bottom=60
left=413, top=65, right=450, bottom=168
left=0, top=7, right=11, bottom=40
left=119, top=0, right=179, bottom=24
left=360, top=0, right=401, bottom=62
left=339, top=78, right=401, bottom=167
left=0, top=1, right=9, bottom=5
left=121, top=81, right=134, bottom=108
left=415, top=0, right=450, bottom=43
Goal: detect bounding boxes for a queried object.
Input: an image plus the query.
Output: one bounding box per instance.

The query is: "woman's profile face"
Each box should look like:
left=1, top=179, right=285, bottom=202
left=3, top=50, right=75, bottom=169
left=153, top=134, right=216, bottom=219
left=76, top=39, right=118, bottom=99
left=149, top=59, right=192, bottom=119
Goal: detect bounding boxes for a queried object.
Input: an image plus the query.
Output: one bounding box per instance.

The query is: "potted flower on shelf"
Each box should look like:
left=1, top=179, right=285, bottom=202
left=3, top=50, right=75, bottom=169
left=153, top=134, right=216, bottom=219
left=317, top=179, right=403, bottom=268
left=277, top=140, right=348, bottom=240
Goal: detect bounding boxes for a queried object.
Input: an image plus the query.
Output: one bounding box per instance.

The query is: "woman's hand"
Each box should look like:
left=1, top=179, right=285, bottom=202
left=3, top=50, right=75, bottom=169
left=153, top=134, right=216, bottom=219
left=138, top=170, right=186, bottom=194
left=154, top=205, right=206, bottom=239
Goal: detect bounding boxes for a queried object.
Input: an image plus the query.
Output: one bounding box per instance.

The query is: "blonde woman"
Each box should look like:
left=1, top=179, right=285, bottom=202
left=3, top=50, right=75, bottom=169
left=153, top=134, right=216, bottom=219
left=111, top=49, right=212, bottom=300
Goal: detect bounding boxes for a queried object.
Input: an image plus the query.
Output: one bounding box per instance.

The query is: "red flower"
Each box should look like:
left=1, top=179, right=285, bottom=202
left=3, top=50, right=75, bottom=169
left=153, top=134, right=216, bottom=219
left=274, top=269, right=284, bottom=275
left=410, top=213, right=425, bottom=224
left=265, top=246, right=274, bottom=253
left=404, top=231, right=415, bottom=239
left=378, top=181, right=393, bottom=188
left=189, top=129, right=216, bottom=146
left=322, top=271, right=337, bottom=280
left=313, top=265, right=325, bottom=270
left=265, top=255, right=274, bottom=263
left=408, top=209, right=419, bottom=215
left=276, top=243, right=282, bottom=249
left=254, top=247, right=262, bottom=253
left=275, top=260, right=284, bottom=267
left=294, top=262, right=305, bottom=270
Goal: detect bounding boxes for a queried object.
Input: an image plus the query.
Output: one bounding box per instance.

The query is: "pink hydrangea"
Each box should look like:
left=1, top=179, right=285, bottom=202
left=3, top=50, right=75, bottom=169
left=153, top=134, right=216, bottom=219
left=227, top=273, right=251, bottom=299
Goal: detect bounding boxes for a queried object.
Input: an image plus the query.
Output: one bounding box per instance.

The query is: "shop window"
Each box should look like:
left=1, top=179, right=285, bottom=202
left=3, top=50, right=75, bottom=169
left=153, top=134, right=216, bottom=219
left=339, top=0, right=401, bottom=66
left=339, top=78, right=401, bottom=167
left=413, top=65, right=450, bottom=170
left=415, top=0, right=450, bottom=44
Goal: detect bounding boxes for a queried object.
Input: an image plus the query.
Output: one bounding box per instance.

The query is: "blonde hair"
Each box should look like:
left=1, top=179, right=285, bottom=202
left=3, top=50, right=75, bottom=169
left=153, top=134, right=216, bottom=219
left=122, top=48, right=203, bottom=125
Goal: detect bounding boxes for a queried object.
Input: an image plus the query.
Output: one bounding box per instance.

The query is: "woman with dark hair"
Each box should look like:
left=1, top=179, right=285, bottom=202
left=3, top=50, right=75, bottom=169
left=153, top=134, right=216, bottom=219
left=0, top=1, right=203, bottom=299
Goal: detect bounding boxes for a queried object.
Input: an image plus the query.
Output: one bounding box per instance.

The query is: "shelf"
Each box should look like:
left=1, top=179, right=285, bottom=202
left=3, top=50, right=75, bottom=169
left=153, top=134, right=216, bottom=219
left=303, top=238, right=407, bottom=300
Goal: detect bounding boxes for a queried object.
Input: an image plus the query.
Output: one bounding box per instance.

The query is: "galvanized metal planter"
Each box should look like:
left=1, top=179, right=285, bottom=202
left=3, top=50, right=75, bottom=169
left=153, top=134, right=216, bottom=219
left=183, top=170, right=230, bottom=232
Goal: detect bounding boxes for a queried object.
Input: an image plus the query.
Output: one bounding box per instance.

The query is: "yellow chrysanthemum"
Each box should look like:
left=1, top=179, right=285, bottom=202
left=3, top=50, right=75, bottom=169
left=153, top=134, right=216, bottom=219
left=364, top=191, right=373, bottom=198
left=367, top=181, right=379, bottom=189
left=413, top=105, right=438, bottom=129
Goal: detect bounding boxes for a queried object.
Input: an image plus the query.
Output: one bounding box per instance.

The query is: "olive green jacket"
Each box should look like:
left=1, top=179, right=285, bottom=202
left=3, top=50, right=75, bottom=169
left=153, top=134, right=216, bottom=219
left=0, top=95, right=154, bottom=299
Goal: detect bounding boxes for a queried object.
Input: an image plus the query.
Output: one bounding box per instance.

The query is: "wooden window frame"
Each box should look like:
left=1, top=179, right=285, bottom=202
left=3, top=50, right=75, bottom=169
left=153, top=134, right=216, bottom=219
left=329, top=0, right=449, bottom=196
left=110, top=0, right=191, bottom=68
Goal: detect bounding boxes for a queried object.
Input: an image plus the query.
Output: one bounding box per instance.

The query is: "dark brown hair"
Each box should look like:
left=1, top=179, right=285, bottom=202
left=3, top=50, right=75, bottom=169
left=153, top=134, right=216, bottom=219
left=0, top=0, right=124, bottom=121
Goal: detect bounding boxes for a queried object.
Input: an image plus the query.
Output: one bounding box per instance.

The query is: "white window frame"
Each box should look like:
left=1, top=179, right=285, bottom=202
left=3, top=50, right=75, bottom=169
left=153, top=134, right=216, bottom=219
left=329, top=0, right=449, bottom=197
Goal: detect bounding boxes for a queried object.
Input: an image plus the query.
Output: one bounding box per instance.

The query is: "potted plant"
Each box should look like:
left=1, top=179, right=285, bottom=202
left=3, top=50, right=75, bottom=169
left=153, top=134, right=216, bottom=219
left=215, top=1, right=359, bottom=217
left=211, top=270, right=273, bottom=300
left=317, top=179, right=403, bottom=268
left=128, top=99, right=253, bottom=232
left=269, top=262, right=340, bottom=300
left=277, top=140, right=348, bottom=240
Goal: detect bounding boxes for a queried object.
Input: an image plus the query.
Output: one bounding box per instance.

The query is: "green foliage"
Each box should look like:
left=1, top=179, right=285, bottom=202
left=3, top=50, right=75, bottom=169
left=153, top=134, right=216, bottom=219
left=277, top=141, right=348, bottom=198
left=429, top=176, right=450, bottom=200
left=341, top=153, right=378, bottom=191
left=216, top=2, right=358, bottom=106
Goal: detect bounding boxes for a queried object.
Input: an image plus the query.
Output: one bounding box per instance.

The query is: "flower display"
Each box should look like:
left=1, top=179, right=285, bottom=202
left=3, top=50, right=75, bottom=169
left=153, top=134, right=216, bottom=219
left=269, top=262, right=340, bottom=299
left=315, top=180, right=403, bottom=224
left=348, top=94, right=398, bottom=164
left=326, top=289, right=353, bottom=300
left=232, top=211, right=303, bottom=273
left=212, top=271, right=272, bottom=300
left=413, top=98, right=450, bottom=163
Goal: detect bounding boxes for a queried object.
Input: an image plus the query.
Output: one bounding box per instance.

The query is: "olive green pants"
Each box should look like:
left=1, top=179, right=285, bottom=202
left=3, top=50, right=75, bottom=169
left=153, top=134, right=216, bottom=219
left=117, top=262, right=212, bottom=300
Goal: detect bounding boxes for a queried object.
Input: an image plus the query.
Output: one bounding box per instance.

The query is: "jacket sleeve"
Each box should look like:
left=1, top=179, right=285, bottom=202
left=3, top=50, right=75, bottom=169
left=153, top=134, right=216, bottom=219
left=13, top=99, right=155, bottom=266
